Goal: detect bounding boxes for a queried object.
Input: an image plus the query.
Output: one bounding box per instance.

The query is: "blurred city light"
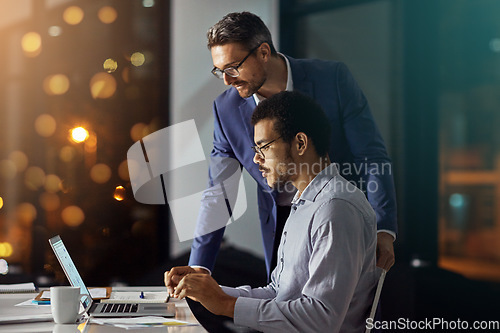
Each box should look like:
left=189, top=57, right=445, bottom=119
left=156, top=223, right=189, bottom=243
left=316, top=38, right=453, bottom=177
left=103, top=58, right=118, bottom=73
left=70, top=127, right=89, bottom=143
left=43, top=74, right=70, bottom=95
left=21, top=32, right=42, bottom=57
left=90, top=163, right=111, bottom=184
left=8, top=151, right=28, bottom=173
left=39, top=192, right=60, bottom=212
left=0, top=244, right=13, bottom=258
left=90, top=72, right=117, bottom=99
left=48, top=25, right=62, bottom=37
left=63, top=6, right=84, bottom=25
left=24, top=166, right=46, bottom=190
left=114, top=186, right=126, bottom=201
left=61, top=205, right=85, bottom=227
left=130, top=52, right=145, bottom=67
left=35, top=114, right=57, bottom=137
left=98, top=6, right=118, bottom=24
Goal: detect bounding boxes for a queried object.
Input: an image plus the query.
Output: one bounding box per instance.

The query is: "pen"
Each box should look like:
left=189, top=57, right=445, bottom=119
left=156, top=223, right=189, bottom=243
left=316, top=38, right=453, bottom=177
left=139, top=291, right=144, bottom=299
left=32, top=300, right=50, bottom=305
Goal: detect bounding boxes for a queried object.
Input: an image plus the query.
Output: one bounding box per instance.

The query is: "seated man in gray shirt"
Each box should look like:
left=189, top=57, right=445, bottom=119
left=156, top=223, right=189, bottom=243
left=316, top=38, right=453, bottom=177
left=166, top=91, right=381, bottom=332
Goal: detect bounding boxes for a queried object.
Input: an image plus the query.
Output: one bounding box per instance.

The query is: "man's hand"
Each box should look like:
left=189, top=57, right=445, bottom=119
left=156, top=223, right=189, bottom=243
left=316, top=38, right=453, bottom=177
left=173, top=273, right=237, bottom=318
left=164, top=266, right=209, bottom=296
left=376, top=232, right=395, bottom=271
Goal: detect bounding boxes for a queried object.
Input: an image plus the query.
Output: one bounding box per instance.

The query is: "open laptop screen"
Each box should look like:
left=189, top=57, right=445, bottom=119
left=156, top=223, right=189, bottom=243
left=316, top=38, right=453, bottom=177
left=49, top=235, right=92, bottom=308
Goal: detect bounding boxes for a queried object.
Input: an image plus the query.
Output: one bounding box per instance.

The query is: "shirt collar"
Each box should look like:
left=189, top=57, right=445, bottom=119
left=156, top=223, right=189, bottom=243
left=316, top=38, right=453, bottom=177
left=291, top=163, right=339, bottom=204
left=253, top=53, right=293, bottom=105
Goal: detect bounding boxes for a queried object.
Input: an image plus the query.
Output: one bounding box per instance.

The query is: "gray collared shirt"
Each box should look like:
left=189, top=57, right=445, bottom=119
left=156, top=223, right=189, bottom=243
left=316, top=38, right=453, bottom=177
left=222, top=163, right=380, bottom=332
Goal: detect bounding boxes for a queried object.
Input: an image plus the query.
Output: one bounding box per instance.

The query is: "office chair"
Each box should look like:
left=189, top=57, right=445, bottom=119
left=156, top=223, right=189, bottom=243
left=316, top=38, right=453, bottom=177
left=365, top=269, right=387, bottom=333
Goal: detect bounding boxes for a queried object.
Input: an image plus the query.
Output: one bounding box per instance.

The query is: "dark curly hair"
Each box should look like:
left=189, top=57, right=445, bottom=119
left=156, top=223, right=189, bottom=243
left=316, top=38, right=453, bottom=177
left=207, top=11, right=277, bottom=54
left=251, top=91, right=331, bottom=157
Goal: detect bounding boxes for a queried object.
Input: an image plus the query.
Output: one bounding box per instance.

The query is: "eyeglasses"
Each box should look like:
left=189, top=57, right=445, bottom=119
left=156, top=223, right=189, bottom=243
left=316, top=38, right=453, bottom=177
left=251, top=136, right=281, bottom=158
left=211, top=44, right=261, bottom=79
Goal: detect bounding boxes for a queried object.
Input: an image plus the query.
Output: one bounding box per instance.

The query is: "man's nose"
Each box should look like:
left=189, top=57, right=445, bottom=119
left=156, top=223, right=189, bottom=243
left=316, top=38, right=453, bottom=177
left=223, top=72, right=236, bottom=86
left=253, top=152, right=263, bottom=165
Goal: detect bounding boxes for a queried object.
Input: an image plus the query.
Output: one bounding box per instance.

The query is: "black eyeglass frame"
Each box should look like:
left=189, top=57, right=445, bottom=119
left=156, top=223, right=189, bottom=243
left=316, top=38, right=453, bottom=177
left=211, top=44, right=261, bottom=79
left=251, top=136, right=282, bottom=158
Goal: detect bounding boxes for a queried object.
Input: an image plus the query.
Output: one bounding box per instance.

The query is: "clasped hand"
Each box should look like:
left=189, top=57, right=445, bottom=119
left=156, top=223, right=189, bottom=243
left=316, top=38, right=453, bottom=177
left=164, top=266, right=236, bottom=317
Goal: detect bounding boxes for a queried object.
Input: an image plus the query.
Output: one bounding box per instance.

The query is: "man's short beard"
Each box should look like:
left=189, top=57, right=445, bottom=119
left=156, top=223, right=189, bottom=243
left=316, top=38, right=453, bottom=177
left=269, top=147, right=294, bottom=189
left=238, top=75, right=266, bottom=98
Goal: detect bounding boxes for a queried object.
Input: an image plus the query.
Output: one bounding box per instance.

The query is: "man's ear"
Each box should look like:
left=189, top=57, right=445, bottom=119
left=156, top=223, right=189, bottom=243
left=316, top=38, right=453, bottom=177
left=295, top=132, right=308, bottom=156
left=259, top=43, right=272, bottom=61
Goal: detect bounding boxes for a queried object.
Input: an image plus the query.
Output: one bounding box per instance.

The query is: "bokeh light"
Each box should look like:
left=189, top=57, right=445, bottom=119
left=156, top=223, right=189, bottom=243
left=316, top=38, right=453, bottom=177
left=0, top=244, right=13, bottom=258
left=121, top=67, right=130, bottom=83
left=21, top=32, right=42, bottom=57
left=103, top=58, right=118, bottom=73
left=9, top=151, right=28, bottom=173
left=118, top=160, right=130, bottom=181
left=114, top=186, right=126, bottom=201
left=130, top=122, right=149, bottom=141
left=60, top=146, right=77, bottom=162
left=0, top=160, right=17, bottom=179
left=143, top=0, right=155, bottom=8
left=63, top=6, right=84, bottom=25
left=0, top=259, right=8, bottom=274
left=0, top=197, right=3, bottom=210
left=90, top=164, right=112, bottom=184
left=35, top=114, right=57, bottom=137
left=15, top=203, right=37, bottom=226
left=98, top=6, right=118, bottom=24
left=48, top=26, right=62, bottom=37
left=44, top=174, right=62, bottom=193
left=25, top=166, right=46, bottom=190
left=43, top=74, right=70, bottom=95
left=70, top=127, right=89, bottom=143
left=90, top=72, right=117, bottom=99
left=130, top=52, right=145, bottom=67
left=39, top=192, right=60, bottom=212
left=61, top=206, right=85, bottom=227
left=84, top=132, right=97, bottom=153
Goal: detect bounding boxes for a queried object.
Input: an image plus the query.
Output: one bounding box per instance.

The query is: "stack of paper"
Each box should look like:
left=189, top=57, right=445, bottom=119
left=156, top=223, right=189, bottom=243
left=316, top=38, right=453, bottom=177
left=0, top=282, right=36, bottom=293
left=91, top=316, right=199, bottom=329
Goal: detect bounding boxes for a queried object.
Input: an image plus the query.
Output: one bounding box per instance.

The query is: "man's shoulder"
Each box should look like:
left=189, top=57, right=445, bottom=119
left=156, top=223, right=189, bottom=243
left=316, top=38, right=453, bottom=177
left=315, top=175, right=375, bottom=220
left=287, top=55, right=345, bottom=75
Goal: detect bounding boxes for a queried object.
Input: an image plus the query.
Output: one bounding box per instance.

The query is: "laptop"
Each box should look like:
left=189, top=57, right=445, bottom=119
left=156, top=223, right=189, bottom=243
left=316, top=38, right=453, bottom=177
left=49, top=235, right=175, bottom=317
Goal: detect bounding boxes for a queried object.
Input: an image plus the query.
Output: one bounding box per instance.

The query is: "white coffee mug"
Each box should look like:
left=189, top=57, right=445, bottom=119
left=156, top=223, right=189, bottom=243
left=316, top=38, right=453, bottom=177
left=50, top=286, right=89, bottom=324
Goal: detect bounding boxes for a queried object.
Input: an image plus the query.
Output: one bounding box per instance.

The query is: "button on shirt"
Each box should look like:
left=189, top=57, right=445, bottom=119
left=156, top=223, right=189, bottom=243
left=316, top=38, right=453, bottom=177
left=221, top=163, right=380, bottom=333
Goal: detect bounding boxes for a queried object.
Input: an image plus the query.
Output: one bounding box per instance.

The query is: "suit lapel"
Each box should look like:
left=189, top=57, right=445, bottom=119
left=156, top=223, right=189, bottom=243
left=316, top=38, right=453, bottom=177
left=286, top=56, right=314, bottom=98
left=239, top=97, right=257, bottom=145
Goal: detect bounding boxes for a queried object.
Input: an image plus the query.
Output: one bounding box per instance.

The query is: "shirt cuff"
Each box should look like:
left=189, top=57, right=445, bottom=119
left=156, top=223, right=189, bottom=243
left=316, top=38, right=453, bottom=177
left=233, top=297, right=262, bottom=329
left=377, top=229, right=396, bottom=241
left=220, top=286, right=241, bottom=298
left=189, top=265, right=212, bottom=275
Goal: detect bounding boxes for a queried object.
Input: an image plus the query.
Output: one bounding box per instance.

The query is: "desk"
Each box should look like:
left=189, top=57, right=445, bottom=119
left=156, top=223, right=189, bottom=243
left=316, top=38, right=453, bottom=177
left=0, top=287, right=207, bottom=332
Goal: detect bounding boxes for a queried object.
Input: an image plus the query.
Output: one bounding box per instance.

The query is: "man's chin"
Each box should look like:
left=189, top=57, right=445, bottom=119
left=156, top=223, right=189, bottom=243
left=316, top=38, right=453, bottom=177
left=236, top=89, right=253, bottom=99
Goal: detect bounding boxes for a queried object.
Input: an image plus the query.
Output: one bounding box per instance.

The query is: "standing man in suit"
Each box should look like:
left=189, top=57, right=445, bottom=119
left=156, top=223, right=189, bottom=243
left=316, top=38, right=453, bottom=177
left=167, top=11, right=397, bottom=284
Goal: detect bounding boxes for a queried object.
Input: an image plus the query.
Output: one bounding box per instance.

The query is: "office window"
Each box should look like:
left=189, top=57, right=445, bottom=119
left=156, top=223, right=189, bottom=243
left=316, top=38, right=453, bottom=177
left=438, top=0, right=500, bottom=282
left=0, top=0, right=169, bottom=286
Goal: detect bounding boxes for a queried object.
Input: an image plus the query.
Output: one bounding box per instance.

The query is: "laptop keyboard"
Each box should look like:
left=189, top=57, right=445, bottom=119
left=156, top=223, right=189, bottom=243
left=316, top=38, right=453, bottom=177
left=100, top=303, right=139, bottom=313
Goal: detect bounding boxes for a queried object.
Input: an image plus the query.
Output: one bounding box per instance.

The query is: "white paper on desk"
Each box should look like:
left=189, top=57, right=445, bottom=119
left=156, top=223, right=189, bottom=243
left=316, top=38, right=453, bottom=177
left=40, top=288, right=107, bottom=299
left=100, top=291, right=169, bottom=303
left=15, top=299, right=50, bottom=307
left=91, top=316, right=199, bottom=329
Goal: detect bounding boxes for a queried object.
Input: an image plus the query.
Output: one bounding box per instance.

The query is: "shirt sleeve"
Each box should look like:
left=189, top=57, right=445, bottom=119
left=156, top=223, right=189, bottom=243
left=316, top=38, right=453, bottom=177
left=336, top=62, right=398, bottom=234
left=188, top=101, right=243, bottom=271
left=233, top=200, right=375, bottom=333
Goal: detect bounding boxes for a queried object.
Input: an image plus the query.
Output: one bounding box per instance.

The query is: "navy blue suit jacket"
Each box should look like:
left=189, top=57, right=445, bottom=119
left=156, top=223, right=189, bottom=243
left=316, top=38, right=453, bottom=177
left=189, top=56, right=397, bottom=275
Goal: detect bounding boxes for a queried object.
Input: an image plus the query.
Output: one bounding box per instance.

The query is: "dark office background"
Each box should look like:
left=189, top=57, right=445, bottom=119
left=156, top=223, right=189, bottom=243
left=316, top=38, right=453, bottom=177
left=1, top=0, right=499, bottom=327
